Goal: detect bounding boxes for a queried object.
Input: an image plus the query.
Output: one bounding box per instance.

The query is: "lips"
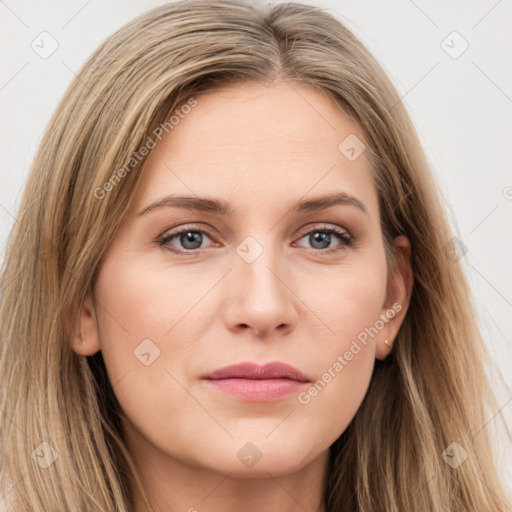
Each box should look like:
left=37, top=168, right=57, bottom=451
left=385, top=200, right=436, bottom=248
left=201, top=362, right=310, bottom=402
left=202, top=362, right=310, bottom=382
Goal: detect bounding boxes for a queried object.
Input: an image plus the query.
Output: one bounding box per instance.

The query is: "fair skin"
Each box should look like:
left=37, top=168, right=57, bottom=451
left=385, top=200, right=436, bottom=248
left=73, top=81, right=413, bottom=512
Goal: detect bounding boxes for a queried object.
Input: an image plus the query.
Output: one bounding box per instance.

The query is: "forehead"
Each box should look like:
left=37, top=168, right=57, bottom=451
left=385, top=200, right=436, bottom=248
left=133, top=81, right=376, bottom=216
left=164, top=81, right=364, bottom=158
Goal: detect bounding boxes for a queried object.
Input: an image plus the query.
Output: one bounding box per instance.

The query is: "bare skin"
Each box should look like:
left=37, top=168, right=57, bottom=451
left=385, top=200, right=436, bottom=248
left=73, top=80, right=413, bottom=511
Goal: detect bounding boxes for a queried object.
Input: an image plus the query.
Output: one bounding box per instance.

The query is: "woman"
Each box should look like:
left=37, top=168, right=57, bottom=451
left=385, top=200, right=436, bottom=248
left=0, top=1, right=509, bottom=510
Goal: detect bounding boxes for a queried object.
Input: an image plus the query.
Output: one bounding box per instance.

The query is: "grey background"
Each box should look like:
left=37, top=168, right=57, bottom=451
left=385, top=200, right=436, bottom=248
left=1, top=0, right=511, bottom=499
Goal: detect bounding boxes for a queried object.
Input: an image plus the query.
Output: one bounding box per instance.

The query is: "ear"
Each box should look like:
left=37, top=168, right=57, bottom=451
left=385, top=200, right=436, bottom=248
left=375, top=235, right=414, bottom=360
left=70, top=292, right=102, bottom=357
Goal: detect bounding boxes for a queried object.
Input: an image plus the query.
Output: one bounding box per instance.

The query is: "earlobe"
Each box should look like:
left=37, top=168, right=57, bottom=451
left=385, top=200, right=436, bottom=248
left=376, top=235, right=414, bottom=360
left=70, top=293, right=101, bottom=356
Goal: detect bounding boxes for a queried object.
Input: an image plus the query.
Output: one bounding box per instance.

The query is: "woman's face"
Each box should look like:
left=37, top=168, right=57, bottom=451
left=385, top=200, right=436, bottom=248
left=75, top=81, right=411, bottom=478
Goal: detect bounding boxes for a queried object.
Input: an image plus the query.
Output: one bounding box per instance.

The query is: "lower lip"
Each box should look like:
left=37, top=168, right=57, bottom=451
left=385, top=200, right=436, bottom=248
left=203, top=378, right=307, bottom=402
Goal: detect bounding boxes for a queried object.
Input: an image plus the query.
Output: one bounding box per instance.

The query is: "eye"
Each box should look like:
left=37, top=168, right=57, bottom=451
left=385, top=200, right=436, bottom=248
left=294, top=224, right=352, bottom=254
left=156, top=223, right=353, bottom=255
left=156, top=225, right=216, bottom=254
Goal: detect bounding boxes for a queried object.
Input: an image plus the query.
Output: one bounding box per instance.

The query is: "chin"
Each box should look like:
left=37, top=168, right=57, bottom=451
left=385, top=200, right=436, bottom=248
left=183, top=435, right=324, bottom=479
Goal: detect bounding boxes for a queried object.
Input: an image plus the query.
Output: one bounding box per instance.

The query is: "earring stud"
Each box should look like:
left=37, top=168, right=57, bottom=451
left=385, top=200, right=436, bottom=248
left=384, top=339, right=391, bottom=346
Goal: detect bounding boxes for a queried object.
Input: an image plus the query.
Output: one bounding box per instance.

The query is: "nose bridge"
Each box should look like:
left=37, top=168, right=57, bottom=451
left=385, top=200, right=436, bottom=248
left=237, top=233, right=285, bottom=303
left=228, top=232, right=297, bottom=334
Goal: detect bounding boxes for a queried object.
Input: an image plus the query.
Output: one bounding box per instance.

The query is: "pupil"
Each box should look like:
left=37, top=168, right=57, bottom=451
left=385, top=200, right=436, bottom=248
left=311, top=232, right=330, bottom=249
left=181, top=231, right=202, bottom=249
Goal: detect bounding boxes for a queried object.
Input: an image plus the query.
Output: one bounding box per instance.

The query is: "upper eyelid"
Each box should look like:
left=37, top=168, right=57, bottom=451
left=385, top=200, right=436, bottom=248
left=296, top=223, right=350, bottom=236
left=159, top=222, right=352, bottom=244
left=159, top=227, right=352, bottom=258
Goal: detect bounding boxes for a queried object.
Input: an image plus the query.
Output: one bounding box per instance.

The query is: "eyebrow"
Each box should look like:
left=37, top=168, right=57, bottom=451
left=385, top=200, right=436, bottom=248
left=137, top=192, right=367, bottom=216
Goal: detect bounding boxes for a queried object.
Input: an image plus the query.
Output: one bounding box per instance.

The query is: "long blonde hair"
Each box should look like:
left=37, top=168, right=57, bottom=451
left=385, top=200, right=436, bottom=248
left=0, top=1, right=509, bottom=510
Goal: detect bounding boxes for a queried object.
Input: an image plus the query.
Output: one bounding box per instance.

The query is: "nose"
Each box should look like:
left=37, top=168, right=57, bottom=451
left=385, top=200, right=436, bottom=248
left=224, top=240, right=299, bottom=338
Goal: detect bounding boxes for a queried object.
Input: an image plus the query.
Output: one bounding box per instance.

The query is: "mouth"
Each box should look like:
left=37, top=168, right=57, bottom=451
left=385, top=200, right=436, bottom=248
left=201, top=362, right=311, bottom=402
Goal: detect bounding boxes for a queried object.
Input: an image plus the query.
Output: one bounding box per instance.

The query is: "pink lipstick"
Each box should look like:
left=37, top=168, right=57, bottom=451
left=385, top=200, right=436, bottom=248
left=201, top=362, right=310, bottom=402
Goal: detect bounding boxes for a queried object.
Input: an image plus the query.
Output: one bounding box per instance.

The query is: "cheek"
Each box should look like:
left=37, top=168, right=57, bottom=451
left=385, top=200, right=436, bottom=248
left=298, top=240, right=387, bottom=420
left=308, top=251, right=388, bottom=347
left=94, top=253, right=207, bottom=356
left=296, top=260, right=387, bottom=434
left=89, top=255, right=183, bottom=396
left=91, top=257, right=207, bottom=448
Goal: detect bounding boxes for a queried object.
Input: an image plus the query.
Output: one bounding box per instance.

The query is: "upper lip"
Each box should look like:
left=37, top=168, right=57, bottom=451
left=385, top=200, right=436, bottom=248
left=202, top=362, right=310, bottom=382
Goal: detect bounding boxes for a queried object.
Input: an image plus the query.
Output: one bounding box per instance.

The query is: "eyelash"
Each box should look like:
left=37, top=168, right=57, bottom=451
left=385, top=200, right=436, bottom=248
left=156, top=223, right=353, bottom=256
